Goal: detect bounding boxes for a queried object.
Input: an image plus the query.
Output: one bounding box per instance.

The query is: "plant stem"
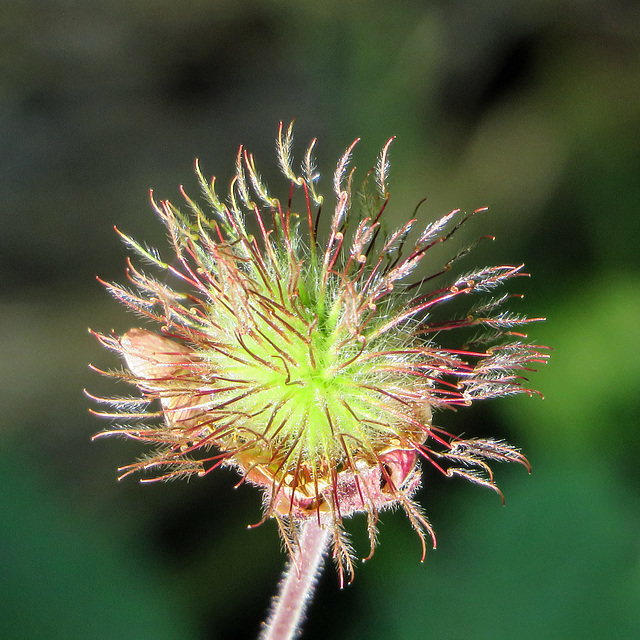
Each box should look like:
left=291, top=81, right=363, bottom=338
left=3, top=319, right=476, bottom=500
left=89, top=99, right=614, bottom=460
left=260, top=520, right=330, bottom=640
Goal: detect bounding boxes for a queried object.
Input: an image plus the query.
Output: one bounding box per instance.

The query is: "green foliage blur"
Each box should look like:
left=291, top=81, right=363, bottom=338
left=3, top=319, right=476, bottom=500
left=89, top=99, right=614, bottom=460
left=2, top=1, right=639, bottom=638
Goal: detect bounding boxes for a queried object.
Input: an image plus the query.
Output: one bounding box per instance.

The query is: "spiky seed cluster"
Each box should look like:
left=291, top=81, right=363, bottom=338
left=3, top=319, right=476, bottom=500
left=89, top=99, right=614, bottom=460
left=90, top=123, right=547, bottom=584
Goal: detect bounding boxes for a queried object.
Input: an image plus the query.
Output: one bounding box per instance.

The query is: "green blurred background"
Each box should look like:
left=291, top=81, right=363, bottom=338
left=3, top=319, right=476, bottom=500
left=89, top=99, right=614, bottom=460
left=2, top=1, right=639, bottom=638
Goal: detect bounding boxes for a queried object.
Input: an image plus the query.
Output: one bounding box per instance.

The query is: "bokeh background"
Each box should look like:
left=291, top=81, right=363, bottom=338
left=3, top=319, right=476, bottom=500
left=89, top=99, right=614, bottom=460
left=2, top=1, right=640, bottom=638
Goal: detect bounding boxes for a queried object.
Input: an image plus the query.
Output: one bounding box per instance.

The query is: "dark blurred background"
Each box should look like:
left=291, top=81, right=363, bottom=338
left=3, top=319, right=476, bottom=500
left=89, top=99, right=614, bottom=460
left=2, top=1, right=639, bottom=638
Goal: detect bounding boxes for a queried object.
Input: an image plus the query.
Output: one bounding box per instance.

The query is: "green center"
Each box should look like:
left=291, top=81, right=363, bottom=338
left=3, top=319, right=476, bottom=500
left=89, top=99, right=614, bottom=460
left=207, top=313, right=384, bottom=464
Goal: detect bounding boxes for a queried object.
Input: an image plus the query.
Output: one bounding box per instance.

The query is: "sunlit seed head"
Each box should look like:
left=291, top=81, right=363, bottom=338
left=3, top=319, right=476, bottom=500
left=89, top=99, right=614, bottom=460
left=90, top=122, right=548, bottom=584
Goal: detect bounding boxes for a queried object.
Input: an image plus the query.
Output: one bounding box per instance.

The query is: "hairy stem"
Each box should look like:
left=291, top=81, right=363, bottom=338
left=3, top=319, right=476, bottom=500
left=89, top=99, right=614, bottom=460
left=260, top=520, right=330, bottom=640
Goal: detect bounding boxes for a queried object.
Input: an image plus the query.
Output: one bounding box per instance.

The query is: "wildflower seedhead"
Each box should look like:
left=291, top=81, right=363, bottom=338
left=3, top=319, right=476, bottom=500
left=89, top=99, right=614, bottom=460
left=90, top=122, right=547, bottom=584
